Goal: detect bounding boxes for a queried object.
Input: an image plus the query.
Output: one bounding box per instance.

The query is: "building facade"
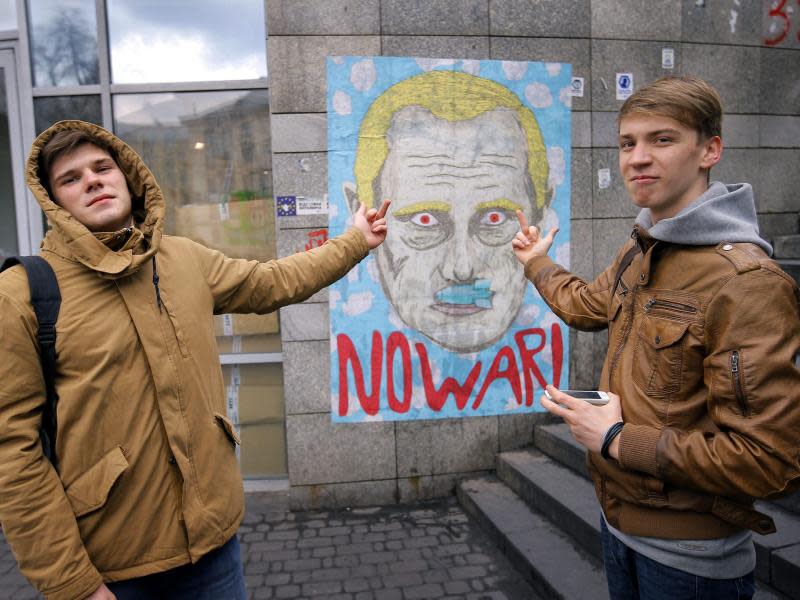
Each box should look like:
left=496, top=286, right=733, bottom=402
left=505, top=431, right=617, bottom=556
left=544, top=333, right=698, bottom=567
left=1, top=0, right=798, bottom=510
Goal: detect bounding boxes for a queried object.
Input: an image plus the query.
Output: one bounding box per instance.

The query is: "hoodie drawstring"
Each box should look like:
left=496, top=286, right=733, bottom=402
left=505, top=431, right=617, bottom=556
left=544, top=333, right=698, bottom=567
left=152, top=256, right=163, bottom=313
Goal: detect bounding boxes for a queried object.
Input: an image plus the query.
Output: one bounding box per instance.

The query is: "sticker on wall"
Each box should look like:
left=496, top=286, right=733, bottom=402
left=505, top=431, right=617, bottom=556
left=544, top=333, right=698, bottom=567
left=296, top=195, right=329, bottom=215
left=616, top=73, right=633, bottom=100
left=662, top=48, right=675, bottom=70
left=570, top=77, right=585, bottom=97
left=218, top=201, right=230, bottom=221
left=598, top=168, right=611, bottom=189
left=327, top=56, right=572, bottom=422
left=277, top=195, right=297, bottom=217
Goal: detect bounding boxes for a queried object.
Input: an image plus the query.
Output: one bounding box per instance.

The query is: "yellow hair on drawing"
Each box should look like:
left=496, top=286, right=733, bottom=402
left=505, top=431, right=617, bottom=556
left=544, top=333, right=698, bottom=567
left=354, top=70, right=549, bottom=209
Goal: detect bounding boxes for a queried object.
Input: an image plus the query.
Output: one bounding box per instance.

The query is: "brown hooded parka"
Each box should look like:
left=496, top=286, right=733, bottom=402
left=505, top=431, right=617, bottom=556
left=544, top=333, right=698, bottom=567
left=0, top=121, right=369, bottom=599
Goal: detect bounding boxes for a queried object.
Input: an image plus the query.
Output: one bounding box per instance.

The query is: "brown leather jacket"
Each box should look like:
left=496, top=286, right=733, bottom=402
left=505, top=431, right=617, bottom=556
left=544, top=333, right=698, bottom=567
left=525, top=226, right=800, bottom=539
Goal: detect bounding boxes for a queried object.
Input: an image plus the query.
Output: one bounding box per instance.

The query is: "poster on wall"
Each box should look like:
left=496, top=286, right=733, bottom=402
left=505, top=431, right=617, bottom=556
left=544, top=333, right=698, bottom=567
left=328, top=56, right=572, bottom=422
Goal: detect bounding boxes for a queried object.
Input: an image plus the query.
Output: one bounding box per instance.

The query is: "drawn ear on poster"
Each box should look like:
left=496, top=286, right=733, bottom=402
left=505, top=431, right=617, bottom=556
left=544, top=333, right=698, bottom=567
left=342, top=181, right=360, bottom=219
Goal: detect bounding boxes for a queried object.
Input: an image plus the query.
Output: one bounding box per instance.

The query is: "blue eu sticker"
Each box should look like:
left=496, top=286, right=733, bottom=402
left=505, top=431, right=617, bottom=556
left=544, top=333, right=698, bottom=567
left=277, top=195, right=297, bottom=217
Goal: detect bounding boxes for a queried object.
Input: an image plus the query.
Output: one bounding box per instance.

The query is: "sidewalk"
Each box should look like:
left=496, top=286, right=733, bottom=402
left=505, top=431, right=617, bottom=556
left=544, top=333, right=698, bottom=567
left=0, top=496, right=539, bottom=599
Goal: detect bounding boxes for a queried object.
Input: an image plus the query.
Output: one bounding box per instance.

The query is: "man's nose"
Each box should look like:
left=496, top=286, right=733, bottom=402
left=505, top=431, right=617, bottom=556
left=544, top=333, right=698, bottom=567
left=628, top=144, right=652, bottom=165
left=441, top=230, right=475, bottom=282
left=84, top=169, right=102, bottom=187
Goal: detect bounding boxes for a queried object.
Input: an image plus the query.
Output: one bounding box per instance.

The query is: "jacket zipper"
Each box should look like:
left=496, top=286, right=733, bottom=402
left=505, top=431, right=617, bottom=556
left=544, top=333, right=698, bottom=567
left=730, top=350, right=749, bottom=416
left=643, top=298, right=697, bottom=314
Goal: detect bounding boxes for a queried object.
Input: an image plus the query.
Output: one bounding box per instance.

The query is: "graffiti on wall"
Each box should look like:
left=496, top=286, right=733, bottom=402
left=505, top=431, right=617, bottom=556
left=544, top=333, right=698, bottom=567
left=328, top=56, right=572, bottom=422
left=764, top=0, right=800, bottom=46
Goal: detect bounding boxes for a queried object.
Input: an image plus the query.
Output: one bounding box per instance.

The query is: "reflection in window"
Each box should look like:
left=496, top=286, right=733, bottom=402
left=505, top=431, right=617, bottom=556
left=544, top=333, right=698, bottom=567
left=113, top=90, right=272, bottom=252
left=0, top=0, right=16, bottom=30
left=107, top=0, right=267, bottom=84
left=34, top=95, right=102, bottom=134
left=27, top=0, right=99, bottom=87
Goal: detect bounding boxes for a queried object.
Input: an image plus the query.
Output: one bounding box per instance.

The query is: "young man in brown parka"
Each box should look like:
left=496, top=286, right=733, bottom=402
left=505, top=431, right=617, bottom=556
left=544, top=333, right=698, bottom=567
left=513, top=76, right=800, bottom=599
left=0, top=120, right=389, bottom=599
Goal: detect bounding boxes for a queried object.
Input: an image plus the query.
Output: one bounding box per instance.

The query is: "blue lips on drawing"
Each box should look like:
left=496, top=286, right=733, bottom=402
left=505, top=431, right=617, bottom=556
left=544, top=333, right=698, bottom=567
left=435, top=279, right=494, bottom=309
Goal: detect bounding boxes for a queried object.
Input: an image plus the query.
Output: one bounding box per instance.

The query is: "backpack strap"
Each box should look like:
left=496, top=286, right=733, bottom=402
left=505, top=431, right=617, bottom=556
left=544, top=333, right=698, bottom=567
left=1, top=256, right=61, bottom=470
left=611, top=244, right=641, bottom=299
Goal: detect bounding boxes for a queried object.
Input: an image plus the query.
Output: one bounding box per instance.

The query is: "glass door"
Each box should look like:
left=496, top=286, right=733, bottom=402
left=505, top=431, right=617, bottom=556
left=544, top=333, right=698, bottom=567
left=0, top=48, right=30, bottom=259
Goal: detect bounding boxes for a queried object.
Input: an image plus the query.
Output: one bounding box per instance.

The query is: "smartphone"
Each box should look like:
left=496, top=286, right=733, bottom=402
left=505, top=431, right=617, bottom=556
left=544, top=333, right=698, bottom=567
left=544, top=389, right=610, bottom=406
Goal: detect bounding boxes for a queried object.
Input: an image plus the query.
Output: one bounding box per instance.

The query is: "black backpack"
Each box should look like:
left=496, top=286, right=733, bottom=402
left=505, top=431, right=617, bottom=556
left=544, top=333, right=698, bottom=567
left=0, top=256, right=61, bottom=470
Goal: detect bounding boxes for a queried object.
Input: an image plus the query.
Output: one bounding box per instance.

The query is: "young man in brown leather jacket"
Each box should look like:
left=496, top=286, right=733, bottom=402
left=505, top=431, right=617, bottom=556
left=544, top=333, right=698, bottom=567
left=512, top=76, right=800, bottom=599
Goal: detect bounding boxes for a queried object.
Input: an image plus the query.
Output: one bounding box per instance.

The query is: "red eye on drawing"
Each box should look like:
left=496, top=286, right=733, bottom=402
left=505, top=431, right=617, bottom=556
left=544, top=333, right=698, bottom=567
left=411, top=212, right=439, bottom=227
left=480, top=210, right=506, bottom=226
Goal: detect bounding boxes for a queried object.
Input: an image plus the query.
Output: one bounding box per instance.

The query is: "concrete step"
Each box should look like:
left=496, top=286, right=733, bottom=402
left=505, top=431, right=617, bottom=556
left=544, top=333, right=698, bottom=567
left=457, top=474, right=607, bottom=600
left=534, top=423, right=589, bottom=480
left=754, top=501, right=800, bottom=596
left=499, top=448, right=602, bottom=559
left=512, top=441, right=800, bottom=597
left=771, top=543, right=800, bottom=600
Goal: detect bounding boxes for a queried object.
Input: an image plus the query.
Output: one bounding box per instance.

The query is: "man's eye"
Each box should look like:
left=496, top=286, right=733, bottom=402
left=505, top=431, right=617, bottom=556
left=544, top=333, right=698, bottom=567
left=620, top=141, right=634, bottom=150
left=480, top=210, right=507, bottom=226
left=410, top=212, right=439, bottom=227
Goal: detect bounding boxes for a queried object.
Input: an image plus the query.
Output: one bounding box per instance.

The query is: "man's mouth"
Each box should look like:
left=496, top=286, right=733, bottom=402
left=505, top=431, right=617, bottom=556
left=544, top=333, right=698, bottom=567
left=432, top=279, right=493, bottom=316
left=87, top=194, right=113, bottom=207
left=631, top=175, right=658, bottom=183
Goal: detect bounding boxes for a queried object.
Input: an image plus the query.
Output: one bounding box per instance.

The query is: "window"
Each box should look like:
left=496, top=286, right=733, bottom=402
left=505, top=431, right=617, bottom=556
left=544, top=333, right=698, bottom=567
left=25, top=0, right=282, bottom=478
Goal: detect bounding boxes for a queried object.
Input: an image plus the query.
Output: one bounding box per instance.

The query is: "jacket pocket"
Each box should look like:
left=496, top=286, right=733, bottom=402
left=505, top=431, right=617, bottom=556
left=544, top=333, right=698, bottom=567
left=64, top=446, right=129, bottom=518
left=214, top=413, right=241, bottom=447
left=632, top=316, right=691, bottom=397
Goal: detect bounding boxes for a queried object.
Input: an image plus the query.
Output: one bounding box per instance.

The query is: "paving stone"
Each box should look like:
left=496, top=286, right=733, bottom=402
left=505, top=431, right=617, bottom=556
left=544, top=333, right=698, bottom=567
left=0, top=497, right=538, bottom=600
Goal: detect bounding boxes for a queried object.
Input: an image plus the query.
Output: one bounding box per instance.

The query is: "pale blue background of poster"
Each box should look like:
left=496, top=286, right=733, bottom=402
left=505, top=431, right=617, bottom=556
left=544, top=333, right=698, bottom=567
left=328, top=56, right=572, bottom=422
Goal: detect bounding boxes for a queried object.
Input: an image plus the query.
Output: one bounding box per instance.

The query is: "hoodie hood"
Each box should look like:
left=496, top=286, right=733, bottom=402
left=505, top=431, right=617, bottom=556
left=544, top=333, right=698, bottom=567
left=634, top=181, right=773, bottom=256
left=26, top=120, right=165, bottom=277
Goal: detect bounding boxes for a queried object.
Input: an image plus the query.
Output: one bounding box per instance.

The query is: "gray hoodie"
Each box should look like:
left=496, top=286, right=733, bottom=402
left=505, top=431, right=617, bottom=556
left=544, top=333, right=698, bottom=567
left=634, top=181, right=773, bottom=256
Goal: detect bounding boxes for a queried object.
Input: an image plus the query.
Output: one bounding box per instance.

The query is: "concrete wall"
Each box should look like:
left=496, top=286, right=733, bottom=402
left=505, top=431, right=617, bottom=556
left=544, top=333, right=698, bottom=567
left=265, top=0, right=800, bottom=509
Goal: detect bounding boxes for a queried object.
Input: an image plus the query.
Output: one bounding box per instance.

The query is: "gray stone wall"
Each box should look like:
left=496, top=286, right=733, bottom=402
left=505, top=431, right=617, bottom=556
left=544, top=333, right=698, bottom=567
left=266, top=0, right=800, bottom=509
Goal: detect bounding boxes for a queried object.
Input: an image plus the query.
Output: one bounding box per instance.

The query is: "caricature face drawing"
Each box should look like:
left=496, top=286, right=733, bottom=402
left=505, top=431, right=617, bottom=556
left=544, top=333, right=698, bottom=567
left=346, top=70, right=551, bottom=353
left=373, top=107, right=537, bottom=351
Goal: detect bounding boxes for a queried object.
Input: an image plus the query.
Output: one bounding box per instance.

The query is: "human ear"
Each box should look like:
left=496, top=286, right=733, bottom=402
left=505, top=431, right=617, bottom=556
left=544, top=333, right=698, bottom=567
left=700, top=135, right=722, bottom=170
left=343, top=181, right=360, bottom=215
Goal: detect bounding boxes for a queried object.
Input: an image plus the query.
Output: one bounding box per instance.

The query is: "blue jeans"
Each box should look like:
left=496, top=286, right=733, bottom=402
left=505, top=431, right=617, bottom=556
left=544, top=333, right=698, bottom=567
left=601, top=518, right=755, bottom=600
left=107, top=535, right=246, bottom=600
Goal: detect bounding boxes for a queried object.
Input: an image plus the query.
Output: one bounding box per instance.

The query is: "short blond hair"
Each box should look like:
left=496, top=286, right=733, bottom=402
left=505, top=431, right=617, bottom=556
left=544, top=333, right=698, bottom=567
left=354, top=70, right=549, bottom=209
left=619, top=76, right=723, bottom=140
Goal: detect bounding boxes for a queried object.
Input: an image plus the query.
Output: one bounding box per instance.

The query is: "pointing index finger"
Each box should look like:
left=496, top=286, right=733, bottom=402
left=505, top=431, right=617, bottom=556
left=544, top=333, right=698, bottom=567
left=376, top=199, right=390, bottom=220
left=516, top=210, right=529, bottom=232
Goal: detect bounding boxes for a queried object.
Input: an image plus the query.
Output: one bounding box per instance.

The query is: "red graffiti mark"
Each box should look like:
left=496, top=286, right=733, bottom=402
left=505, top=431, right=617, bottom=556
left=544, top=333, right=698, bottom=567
left=336, top=324, right=564, bottom=417
left=764, top=0, right=800, bottom=46
left=304, top=229, right=328, bottom=251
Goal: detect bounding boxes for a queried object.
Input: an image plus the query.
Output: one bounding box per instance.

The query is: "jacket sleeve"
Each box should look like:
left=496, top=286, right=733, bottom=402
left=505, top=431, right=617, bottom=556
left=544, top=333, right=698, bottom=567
left=190, top=227, right=370, bottom=314
left=0, top=287, right=104, bottom=600
left=618, top=267, right=800, bottom=499
left=523, top=243, right=632, bottom=332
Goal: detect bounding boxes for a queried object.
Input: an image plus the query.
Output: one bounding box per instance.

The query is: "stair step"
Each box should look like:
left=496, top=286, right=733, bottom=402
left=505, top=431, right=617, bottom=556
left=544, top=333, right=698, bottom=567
left=754, top=502, right=800, bottom=594
left=457, top=475, right=607, bottom=600
left=771, top=543, right=800, bottom=600
left=499, top=446, right=800, bottom=597
left=499, top=448, right=602, bottom=559
left=535, top=423, right=589, bottom=480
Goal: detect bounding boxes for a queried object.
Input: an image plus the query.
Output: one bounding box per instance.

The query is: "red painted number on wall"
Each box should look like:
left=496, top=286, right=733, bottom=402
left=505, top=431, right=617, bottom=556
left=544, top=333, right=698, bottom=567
left=765, top=0, right=800, bottom=46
